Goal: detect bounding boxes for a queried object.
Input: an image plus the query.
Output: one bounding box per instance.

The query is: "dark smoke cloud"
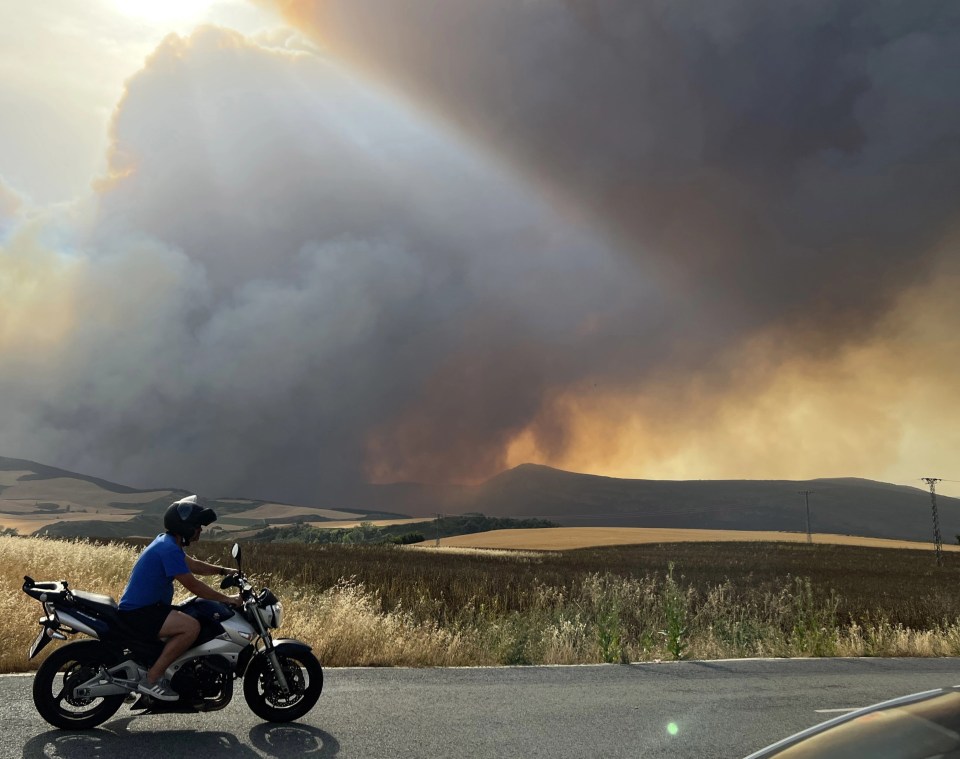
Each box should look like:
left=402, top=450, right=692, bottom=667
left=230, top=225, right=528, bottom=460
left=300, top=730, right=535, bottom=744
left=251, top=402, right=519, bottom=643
left=0, top=27, right=665, bottom=499
left=269, top=0, right=960, bottom=337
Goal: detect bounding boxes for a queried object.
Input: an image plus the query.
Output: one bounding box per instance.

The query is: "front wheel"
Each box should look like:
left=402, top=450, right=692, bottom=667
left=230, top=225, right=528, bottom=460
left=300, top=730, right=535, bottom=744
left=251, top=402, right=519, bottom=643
left=243, top=649, right=323, bottom=722
left=33, top=641, right=125, bottom=730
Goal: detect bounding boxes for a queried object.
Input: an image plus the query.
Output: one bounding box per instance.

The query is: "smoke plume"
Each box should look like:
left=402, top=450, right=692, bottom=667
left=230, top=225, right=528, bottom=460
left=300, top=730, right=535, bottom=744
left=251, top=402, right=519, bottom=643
left=2, top=2, right=959, bottom=501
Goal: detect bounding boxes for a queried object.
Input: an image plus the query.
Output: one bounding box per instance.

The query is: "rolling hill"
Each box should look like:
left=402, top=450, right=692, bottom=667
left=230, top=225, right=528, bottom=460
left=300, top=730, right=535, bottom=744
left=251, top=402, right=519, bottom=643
left=358, top=464, right=960, bottom=544
left=1, top=456, right=957, bottom=545
left=0, top=456, right=403, bottom=539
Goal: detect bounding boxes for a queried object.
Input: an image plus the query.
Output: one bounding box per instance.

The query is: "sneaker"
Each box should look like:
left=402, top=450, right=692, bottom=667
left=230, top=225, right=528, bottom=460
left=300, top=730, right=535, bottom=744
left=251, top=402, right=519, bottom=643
left=137, top=676, right=179, bottom=702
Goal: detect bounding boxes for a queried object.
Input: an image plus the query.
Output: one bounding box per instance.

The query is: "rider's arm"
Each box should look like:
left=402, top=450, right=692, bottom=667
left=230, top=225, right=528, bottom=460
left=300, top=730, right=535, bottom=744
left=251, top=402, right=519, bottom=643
left=184, top=555, right=231, bottom=576
left=174, top=572, right=241, bottom=606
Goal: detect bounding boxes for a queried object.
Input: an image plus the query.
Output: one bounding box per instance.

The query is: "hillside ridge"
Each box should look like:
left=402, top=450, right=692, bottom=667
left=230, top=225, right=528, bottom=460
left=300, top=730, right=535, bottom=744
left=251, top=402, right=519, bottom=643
left=1, top=456, right=956, bottom=544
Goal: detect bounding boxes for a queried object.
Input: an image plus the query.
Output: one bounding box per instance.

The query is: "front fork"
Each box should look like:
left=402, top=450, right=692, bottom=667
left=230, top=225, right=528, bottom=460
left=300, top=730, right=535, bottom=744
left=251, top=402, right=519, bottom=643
left=264, top=647, right=291, bottom=695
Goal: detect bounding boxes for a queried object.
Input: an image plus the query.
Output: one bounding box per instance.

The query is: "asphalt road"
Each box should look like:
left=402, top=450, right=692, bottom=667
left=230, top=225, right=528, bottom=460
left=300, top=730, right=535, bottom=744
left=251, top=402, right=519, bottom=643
left=3, top=657, right=960, bottom=759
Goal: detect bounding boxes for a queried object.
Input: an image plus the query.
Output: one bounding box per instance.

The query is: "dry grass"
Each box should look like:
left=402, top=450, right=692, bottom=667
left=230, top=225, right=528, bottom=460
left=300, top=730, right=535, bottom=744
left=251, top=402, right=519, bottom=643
left=436, top=527, right=960, bottom=552
left=0, top=536, right=138, bottom=673
left=0, top=536, right=489, bottom=671
left=285, top=580, right=486, bottom=666
left=4, top=535, right=960, bottom=672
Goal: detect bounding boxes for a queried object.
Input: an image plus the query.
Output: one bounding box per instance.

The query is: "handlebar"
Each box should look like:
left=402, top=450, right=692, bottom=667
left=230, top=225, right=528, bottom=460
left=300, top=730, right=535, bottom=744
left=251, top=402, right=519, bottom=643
left=219, top=571, right=255, bottom=601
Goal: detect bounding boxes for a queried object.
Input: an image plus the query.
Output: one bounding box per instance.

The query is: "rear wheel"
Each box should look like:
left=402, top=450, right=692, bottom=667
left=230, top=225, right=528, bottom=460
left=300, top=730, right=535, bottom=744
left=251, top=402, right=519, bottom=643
left=33, top=641, right=125, bottom=730
left=243, top=649, right=322, bottom=722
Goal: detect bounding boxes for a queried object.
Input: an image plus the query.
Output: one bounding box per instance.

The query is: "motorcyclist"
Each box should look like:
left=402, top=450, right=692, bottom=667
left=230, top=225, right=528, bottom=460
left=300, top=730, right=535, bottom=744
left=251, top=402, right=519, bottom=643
left=117, top=495, right=242, bottom=701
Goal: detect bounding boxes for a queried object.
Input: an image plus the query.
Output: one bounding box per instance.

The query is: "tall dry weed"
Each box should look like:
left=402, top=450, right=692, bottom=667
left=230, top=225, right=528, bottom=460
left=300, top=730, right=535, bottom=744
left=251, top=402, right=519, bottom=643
left=0, top=535, right=138, bottom=672
left=3, top=535, right=960, bottom=671
left=287, top=579, right=486, bottom=666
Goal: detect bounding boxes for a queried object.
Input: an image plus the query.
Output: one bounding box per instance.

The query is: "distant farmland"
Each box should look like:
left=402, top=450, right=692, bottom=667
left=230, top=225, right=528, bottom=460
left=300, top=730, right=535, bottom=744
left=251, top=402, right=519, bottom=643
left=432, top=527, right=957, bottom=552
left=0, top=512, right=138, bottom=535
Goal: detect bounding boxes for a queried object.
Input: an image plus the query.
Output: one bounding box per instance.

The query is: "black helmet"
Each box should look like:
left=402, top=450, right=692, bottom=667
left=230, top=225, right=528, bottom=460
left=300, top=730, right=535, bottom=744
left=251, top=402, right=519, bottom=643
left=164, top=495, right=216, bottom=545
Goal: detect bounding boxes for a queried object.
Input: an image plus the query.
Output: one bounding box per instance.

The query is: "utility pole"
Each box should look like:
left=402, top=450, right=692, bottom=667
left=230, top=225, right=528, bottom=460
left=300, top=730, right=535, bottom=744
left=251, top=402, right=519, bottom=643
left=922, top=478, right=943, bottom=567
left=798, top=490, right=813, bottom=544
left=435, top=513, right=442, bottom=547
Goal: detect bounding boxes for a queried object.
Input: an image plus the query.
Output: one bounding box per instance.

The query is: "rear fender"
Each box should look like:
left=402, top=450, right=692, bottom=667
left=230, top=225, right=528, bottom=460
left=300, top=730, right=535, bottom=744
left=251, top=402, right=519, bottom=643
left=28, top=621, right=60, bottom=659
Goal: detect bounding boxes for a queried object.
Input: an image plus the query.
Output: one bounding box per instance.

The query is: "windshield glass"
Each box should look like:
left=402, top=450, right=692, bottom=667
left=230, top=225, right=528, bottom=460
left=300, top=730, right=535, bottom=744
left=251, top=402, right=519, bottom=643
left=766, top=691, right=960, bottom=759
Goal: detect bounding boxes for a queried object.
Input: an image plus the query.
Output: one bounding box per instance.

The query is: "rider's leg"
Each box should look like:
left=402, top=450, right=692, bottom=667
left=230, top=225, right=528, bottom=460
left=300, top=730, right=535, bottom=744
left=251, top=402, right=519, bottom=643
left=146, top=610, right=200, bottom=684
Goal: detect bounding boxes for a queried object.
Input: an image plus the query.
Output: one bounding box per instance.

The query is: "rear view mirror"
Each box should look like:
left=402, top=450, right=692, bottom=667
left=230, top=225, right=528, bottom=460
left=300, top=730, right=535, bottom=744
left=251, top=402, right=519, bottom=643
left=231, top=543, right=242, bottom=572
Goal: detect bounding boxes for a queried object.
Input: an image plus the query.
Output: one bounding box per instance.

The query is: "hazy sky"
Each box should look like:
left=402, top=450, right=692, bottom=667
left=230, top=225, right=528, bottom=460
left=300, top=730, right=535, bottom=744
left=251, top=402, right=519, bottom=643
left=1, top=0, right=958, bottom=502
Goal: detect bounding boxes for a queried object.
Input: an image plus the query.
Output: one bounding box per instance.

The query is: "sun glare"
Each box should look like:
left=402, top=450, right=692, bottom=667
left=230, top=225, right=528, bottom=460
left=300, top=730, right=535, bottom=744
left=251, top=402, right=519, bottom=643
left=110, top=0, right=216, bottom=26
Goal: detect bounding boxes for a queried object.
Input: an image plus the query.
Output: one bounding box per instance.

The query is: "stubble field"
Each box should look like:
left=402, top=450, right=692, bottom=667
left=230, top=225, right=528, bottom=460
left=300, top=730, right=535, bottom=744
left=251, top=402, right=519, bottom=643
left=2, top=534, right=959, bottom=673
left=433, top=526, right=960, bottom=552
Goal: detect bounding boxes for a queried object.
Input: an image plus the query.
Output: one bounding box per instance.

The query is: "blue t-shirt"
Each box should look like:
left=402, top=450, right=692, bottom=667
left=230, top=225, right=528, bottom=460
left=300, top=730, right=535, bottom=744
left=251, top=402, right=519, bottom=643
left=119, top=533, right=190, bottom=610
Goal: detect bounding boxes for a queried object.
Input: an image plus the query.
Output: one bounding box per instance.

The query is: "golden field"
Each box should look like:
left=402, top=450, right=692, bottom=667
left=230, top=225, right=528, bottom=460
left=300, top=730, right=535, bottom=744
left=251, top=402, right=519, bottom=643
left=0, top=512, right=138, bottom=534
left=434, top=527, right=959, bottom=552
left=305, top=517, right=427, bottom=529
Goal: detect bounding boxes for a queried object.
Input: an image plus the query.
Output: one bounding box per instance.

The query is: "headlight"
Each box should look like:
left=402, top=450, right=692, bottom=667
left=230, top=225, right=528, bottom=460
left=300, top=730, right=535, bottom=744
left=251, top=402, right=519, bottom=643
left=264, top=601, right=283, bottom=629
left=255, top=588, right=282, bottom=628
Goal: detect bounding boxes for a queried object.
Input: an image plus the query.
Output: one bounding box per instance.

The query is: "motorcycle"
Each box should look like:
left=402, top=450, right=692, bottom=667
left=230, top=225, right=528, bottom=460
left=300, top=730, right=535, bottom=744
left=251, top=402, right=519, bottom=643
left=21, top=543, right=323, bottom=729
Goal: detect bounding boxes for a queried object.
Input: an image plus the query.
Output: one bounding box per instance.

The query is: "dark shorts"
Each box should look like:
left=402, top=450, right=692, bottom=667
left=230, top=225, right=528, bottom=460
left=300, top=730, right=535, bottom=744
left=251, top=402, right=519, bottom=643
left=117, top=602, right=176, bottom=640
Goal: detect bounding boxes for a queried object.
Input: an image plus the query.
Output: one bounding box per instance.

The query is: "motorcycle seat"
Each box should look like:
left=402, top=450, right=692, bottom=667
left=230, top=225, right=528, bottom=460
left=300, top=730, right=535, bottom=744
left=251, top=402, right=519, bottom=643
left=68, top=594, right=144, bottom=642
left=73, top=590, right=118, bottom=608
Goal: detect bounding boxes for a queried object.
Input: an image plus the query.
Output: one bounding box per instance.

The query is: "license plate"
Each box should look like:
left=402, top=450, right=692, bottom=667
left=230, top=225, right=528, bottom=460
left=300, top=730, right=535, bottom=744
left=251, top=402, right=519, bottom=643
left=29, top=629, right=51, bottom=659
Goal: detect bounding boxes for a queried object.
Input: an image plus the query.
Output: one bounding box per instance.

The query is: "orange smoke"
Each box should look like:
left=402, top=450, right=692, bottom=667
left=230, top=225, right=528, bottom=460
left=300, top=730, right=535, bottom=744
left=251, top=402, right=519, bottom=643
left=363, top=240, right=960, bottom=492
left=505, top=248, right=960, bottom=491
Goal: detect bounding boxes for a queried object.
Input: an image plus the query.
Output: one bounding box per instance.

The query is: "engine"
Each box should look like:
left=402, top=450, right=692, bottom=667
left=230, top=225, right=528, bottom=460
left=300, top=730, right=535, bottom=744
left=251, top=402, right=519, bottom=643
left=170, top=655, right=234, bottom=711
